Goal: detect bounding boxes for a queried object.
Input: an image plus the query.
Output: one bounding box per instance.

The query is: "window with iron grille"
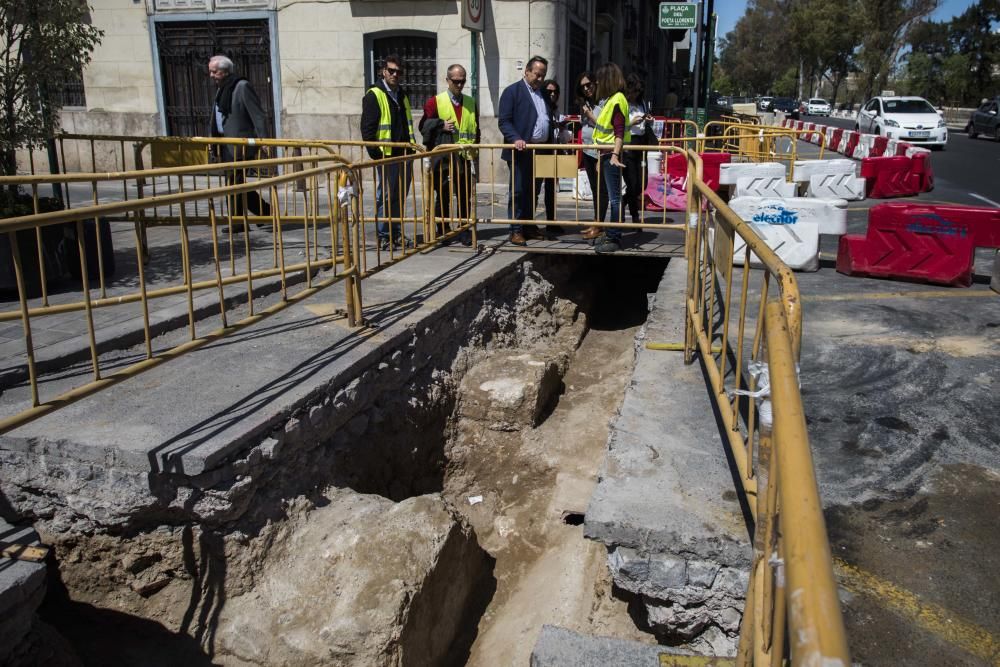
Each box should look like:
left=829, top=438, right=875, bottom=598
left=55, top=67, right=87, bottom=108
left=365, top=32, right=437, bottom=111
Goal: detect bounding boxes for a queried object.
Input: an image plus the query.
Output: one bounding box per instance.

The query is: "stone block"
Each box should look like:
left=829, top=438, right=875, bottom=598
left=0, top=521, right=47, bottom=665
left=457, top=351, right=566, bottom=431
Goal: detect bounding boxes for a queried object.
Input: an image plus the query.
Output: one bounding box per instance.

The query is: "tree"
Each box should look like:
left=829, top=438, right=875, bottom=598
left=718, top=0, right=795, bottom=96
left=0, top=0, right=102, bottom=179
left=854, top=0, right=939, bottom=100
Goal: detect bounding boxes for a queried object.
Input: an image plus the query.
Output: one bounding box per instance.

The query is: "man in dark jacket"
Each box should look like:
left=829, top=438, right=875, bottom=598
left=360, top=54, right=415, bottom=250
left=208, top=55, right=271, bottom=219
left=497, top=55, right=549, bottom=246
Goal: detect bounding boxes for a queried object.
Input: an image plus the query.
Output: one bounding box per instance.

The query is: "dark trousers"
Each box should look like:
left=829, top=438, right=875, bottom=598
left=226, top=166, right=271, bottom=219
left=622, top=143, right=648, bottom=223
left=375, top=158, right=413, bottom=240
left=582, top=153, right=608, bottom=223
left=505, top=151, right=542, bottom=233
left=431, top=154, right=473, bottom=222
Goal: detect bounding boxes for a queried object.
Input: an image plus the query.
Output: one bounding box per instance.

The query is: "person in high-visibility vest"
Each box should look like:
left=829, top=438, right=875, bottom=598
left=586, top=62, right=629, bottom=254
left=361, top=54, right=416, bottom=251
left=419, top=64, right=479, bottom=247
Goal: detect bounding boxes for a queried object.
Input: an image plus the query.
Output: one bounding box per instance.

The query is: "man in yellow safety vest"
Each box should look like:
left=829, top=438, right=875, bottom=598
left=361, top=54, right=416, bottom=250
left=419, top=64, right=479, bottom=246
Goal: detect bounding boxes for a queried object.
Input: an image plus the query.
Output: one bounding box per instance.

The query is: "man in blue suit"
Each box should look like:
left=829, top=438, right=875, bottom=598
left=498, top=56, right=550, bottom=246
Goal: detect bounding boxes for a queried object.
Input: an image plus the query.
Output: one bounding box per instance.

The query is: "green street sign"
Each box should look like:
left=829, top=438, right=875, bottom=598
left=659, top=2, right=698, bottom=30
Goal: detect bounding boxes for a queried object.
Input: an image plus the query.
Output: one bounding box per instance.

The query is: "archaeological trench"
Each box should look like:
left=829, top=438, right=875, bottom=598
left=0, top=254, right=750, bottom=665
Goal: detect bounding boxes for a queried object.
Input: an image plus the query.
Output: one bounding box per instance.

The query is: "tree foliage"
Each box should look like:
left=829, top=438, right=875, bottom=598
left=902, top=0, right=1000, bottom=106
left=0, top=0, right=103, bottom=176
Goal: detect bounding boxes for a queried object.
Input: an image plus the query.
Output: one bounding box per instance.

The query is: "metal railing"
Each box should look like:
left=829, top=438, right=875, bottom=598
left=2, top=131, right=849, bottom=664
left=682, top=151, right=849, bottom=665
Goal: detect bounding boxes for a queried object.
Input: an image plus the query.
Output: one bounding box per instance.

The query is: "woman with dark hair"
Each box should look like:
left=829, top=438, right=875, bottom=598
left=623, top=72, right=653, bottom=227
left=540, top=79, right=567, bottom=232
left=585, top=62, right=628, bottom=254
left=574, top=71, right=607, bottom=237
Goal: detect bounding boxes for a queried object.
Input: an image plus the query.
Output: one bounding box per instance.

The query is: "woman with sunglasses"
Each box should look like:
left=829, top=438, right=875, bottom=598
left=540, top=79, right=569, bottom=232
left=575, top=71, right=607, bottom=236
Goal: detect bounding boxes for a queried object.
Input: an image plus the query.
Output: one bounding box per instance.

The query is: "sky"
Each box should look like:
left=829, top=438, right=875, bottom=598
left=714, top=0, right=983, bottom=48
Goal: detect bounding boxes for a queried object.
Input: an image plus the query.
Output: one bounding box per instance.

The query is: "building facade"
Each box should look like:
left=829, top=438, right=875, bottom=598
left=61, top=0, right=680, bottom=150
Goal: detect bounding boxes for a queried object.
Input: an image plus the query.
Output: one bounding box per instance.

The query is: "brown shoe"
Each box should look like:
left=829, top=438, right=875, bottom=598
left=581, top=227, right=602, bottom=240
left=509, top=232, right=527, bottom=246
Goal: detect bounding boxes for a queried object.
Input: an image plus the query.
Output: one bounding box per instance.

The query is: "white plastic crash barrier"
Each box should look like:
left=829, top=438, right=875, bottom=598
left=792, top=159, right=865, bottom=201
left=727, top=196, right=849, bottom=271
left=733, top=221, right=823, bottom=271
left=792, top=159, right=857, bottom=182
left=734, top=175, right=797, bottom=198
left=808, top=173, right=866, bottom=201
left=719, top=161, right=787, bottom=186
left=729, top=196, right=847, bottom=235
left=853, top=134, right=875, bottom=159
left=825, top=126, right=838, bottom=148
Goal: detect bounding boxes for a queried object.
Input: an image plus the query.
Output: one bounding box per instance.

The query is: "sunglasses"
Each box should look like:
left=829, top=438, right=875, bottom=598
left=547, top=88, right=559, bottom=94
left=582, top=81, right=595, bottom=88
left=385, top=67, right=403, bottom=75
left=450, top=78, right=467, bottom=85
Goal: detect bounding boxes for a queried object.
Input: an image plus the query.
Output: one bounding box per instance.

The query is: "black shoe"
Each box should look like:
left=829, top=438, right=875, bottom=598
left=459, top=232, right=473, bottom=247
left=594, top=236, right=621, bottom=254
left=546, top=225, right=565, bottom=234
left=379, top=238, right=390, bottom=251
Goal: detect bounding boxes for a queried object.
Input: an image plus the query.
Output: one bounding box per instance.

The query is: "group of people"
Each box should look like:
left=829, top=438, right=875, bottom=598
left=208, top=53, right=657, bottom=254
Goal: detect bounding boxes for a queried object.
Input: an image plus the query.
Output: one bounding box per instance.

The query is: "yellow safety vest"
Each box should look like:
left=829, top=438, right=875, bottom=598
left=593, top=92, right=631, bottom=145
left=368, top=85, right=415, bottom=156
left=435, top=92, right=477, bottom=144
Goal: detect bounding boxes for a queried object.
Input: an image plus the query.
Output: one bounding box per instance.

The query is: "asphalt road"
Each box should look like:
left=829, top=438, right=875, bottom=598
left=814, top=114, right=1000, bottom=207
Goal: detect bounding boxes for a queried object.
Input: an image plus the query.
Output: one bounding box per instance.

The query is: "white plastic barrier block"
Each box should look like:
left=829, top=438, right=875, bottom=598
left=733, top=221, right=822, bottom=271
left=729, top=196, right=848, bottom=235
left=807, top=173, right=866, bottom=201
left=825, top=127, right=838, bottom=148
left=853, top=134, right=874, bottom=159
left=905, top=146, right=931, bottom=158
left=734, top=175, right=797, bottom=198
left=886, top=139, right=900, bottom=156
left=792, top=158, right=857, bottom=183
left=836, top=131, right=855, bottom=154
left=719, top=161, right=786, bottom=185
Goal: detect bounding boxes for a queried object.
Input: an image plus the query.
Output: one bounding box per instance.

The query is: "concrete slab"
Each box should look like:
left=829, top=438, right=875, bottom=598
left=0, top=248, right=522, bottom=478
left=0, top=520, right=47, bottom=664
left=585, top=258, right=750, bottom=562
left=530, top=624, right=687, bottom=666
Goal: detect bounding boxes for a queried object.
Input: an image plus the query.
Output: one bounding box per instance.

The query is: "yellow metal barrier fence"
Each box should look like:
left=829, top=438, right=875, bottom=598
left=682, top=150, right=849, bottom=665
left=0, top=152, right=369, bottom=434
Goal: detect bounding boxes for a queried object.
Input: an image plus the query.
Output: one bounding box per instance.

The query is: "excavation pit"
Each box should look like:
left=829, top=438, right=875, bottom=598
left=1, top=250, right=748, bottom=665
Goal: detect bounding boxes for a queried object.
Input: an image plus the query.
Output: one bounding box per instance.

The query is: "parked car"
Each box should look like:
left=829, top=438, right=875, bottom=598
left=855, top=96, right=948, bottom=149
left=772, top=97, right=798, bottom=114
left=758, top=96, right=774, bottom=111
left=805, top=98, right=832, bottom=116
left=966, top=96, right=999, bottom=141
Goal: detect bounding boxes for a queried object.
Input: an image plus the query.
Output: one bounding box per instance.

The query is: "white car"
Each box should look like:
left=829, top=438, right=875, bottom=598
left=855, top=96, right=948, bottom=148
left=805, top=98, right=831, bottom=116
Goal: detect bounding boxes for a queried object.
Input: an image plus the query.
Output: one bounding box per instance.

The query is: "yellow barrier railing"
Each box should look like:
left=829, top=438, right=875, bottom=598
left=2, top=138, right=848, bottom=664
left=682, top=150, right=849, bottom=665
left=0, top=151, right=371, bottom=434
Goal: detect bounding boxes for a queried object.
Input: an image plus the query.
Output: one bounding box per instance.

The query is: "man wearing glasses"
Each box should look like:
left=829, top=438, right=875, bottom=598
left=361, top=54, right=415, bottom=250
left=498, top=55, right=550, bottom=246
left=419, top=64, right=479, bottom=246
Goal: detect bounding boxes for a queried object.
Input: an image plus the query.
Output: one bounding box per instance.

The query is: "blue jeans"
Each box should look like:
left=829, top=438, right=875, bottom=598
left=600, top=154, right=623, bottom=240
left=375, top=159, right=413, bottom=240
